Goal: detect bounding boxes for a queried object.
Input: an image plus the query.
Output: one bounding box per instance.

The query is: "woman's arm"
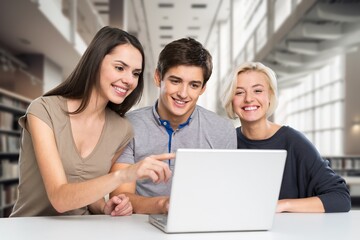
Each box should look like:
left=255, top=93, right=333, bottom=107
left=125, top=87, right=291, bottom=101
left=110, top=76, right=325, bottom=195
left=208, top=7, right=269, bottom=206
left=27, top=114, right=172, bottom=213
left=280, top=128, right=351, bottom=213
left=306, top=158, right=351, bottom=212
left=88, top=194, right=133, bottom=216
left=110, top=163, right=170, bottom=214
left=276, top=197, right=324, bottom=213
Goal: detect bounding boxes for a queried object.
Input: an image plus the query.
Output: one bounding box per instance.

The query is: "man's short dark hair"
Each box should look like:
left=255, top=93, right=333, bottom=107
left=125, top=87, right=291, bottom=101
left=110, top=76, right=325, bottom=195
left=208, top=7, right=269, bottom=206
left=156, top=38, right=213, bottom=87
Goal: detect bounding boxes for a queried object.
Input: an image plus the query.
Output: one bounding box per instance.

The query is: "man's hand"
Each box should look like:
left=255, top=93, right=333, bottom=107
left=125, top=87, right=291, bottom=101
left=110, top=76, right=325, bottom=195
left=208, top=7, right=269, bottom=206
left=157, top=196, right=170, bottom=214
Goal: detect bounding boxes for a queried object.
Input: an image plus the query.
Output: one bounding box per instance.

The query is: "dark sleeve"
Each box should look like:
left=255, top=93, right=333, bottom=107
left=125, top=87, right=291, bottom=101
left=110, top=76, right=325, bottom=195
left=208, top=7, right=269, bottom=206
left=294, top=131, right=351, bottom=213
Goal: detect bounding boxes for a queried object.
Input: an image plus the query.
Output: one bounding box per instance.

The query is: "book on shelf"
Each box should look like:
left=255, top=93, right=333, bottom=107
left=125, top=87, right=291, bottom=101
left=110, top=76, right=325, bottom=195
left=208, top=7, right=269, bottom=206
left=0, top=94, right=28, bottom=109
left=0, top=92, right=24, bottom=153
left=326, top=156, right=360, bottom=176
left=0, top=111, right=14, bottom=130
left=1, top=184, right=17, bottom=206
left=0, top=159, right=18, bottom=178
left=0, top=134, right=8, bottom=152
left=0, top=135, right=20, bottom=153
left=6, top=135, right=20, bottom=153
left=0, top=93, right=27, bottom=131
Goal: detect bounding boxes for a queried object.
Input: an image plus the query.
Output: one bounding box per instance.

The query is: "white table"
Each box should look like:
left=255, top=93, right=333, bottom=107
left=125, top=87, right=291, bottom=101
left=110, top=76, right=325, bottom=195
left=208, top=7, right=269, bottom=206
left=1, top=211, right=359, bottom=240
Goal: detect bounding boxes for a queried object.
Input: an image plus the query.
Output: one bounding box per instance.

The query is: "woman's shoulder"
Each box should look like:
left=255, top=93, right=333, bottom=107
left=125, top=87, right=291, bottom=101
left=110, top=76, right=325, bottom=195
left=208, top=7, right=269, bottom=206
left=273, top=125, right=302, bottom=139
left=27, top=95, right=65, bottom=113
left=269, top=126, right=312, bottom=149
left=281, top=126, right=319, bottom=154
left=281, top=126, right=310, bottom=141
left=29, top=95, right=63, bottom=108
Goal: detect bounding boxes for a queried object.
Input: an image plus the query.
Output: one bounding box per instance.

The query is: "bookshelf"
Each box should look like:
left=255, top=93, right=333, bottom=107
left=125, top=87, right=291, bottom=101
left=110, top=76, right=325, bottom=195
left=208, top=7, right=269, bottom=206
left=0, top=88, right=31, bottom=217
left=324, top=155, right=360, bottom=208
left=324, top=156, right=360, bottom=177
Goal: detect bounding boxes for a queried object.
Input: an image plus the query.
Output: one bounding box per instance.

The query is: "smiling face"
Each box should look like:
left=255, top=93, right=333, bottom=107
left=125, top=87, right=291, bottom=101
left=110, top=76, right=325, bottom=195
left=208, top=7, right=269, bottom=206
left=97, top=43, right=142, bottom=105
left=155, top=65, right=206, bottom=126
left=232, top=70, right=272, bottom=125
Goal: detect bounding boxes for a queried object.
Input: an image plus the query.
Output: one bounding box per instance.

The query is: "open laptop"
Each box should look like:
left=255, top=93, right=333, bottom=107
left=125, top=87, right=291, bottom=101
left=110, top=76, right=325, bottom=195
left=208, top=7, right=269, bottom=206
left=149, top=148, right=287, bottom=233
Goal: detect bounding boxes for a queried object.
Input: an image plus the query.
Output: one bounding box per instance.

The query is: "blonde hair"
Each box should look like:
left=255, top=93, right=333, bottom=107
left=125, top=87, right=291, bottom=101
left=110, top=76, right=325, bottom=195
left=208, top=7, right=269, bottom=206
left=221, top=62, right=278, bottom=119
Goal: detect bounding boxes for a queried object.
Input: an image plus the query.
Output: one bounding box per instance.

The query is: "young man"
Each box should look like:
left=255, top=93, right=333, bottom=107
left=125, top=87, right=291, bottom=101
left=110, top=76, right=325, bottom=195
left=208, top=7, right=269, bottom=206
left=110, top=38, right=237, bottom=214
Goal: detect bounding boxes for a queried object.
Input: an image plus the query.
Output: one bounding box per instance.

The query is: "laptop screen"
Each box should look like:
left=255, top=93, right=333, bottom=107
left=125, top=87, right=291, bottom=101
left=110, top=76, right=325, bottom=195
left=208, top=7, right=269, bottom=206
left=150, top=149, right=287, bottom=233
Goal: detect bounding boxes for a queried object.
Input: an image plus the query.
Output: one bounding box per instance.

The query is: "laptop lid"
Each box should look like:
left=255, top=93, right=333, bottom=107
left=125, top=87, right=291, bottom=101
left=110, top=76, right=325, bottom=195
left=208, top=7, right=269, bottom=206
left=149, top=148, right=287, bottom=233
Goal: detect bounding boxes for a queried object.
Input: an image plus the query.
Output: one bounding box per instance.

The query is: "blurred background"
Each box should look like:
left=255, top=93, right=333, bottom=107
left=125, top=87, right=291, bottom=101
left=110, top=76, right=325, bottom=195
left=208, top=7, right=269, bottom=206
left=0, top=0, right=360, bottom=216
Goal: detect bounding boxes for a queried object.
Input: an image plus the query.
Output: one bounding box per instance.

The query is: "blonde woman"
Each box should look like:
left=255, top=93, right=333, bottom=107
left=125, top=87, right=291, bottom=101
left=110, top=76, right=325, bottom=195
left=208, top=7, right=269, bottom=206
left=222, top=62, right=350, bottom=213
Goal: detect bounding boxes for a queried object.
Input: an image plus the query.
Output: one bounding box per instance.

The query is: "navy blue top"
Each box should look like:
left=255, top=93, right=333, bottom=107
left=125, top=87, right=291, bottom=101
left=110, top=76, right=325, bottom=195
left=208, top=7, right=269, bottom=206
left=236, top=126, right=351, bottom=212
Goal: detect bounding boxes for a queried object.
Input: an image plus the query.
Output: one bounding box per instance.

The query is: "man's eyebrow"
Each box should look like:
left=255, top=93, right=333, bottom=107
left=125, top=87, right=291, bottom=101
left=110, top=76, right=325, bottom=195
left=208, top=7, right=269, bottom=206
left=167, top=76, right=203, bottom=85
left=168, top=75, right=182, bottom=80
left=190, top=80, right=203, bottom=85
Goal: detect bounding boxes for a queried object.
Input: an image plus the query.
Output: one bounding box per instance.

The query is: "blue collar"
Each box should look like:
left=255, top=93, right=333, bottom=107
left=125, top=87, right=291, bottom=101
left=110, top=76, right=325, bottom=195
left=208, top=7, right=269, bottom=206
left=153, top=100, right=194, bottom=130
left=158, top=116, right=191, bottom=132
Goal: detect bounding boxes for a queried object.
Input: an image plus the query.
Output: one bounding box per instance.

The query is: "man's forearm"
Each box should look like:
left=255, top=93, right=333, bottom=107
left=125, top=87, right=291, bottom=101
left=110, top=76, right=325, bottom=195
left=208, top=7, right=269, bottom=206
left=88, top=198, right=106, bottom=214
left=125, top=193, right=169, bottom=214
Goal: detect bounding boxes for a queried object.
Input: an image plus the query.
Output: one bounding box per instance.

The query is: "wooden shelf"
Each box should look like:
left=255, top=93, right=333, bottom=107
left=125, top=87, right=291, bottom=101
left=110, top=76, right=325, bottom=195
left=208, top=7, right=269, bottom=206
left=0, top=129, right=21, bottom=137
left=0, top=103, right=26, bottom=116
left=0, top=177, right=19, bottom=184
left=344, top=176, right=360, bottom=185
left=0, top=202, right=15, bottom=210
left=0, top=88, right=32, bottom=103
left=0, top=153, right=19, bottom=159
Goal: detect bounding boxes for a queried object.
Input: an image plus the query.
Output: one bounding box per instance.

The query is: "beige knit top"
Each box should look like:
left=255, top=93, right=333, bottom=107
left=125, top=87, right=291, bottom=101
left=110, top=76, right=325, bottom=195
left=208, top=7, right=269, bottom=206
left=10, top=96, right=133, bottom=216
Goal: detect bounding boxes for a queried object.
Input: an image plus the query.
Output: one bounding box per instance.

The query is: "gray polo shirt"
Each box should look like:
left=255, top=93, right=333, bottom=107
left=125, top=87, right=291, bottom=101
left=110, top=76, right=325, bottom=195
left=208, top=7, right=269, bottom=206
left=117, top=101, right=237, bottom=197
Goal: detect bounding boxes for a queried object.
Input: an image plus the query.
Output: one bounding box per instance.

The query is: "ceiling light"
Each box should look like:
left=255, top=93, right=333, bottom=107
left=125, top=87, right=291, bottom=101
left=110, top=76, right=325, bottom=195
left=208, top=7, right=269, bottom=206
left=160, top=35, right=173, bottom=39
left=159, top=3, right=174, bottom=8
left=159, top=26, right=173, bottom=30
left=191, top=4, right=206, bottom=9
left=188, top=26, right=200, bottom=30
left=94, top=2, right=108, bottom=6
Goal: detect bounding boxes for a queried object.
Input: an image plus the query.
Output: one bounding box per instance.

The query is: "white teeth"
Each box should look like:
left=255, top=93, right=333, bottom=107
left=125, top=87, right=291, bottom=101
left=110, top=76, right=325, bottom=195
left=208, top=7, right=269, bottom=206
left=244, top=106, right=257, bottom=111
left=175, top=100, right=185, bottom=105
left=114, top=86, right=126, bottom=93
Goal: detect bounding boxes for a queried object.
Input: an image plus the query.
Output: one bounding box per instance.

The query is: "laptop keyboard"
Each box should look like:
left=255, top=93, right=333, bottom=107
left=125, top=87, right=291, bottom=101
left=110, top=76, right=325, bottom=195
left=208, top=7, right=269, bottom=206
left=155, top=215, right=168, bottom=225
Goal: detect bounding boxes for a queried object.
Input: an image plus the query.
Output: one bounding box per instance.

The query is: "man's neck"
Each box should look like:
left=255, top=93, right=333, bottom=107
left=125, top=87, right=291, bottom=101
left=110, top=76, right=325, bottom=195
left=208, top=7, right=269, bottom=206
left=156, top=102, right=193, bottom=130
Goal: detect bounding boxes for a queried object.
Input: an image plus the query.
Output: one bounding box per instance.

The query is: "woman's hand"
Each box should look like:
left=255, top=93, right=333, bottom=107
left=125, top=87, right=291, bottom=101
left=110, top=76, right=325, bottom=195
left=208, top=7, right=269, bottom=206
left=103, top=194, right=133, bottom=216
left=276, top=197, right=325, bottom=213
left=124, top=153, right=174, bottom=183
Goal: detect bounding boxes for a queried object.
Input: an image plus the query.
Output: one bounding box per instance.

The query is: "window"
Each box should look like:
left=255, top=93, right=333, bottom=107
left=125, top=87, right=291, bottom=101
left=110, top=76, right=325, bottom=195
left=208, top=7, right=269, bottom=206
left=275, top=56, right=344, bottom=155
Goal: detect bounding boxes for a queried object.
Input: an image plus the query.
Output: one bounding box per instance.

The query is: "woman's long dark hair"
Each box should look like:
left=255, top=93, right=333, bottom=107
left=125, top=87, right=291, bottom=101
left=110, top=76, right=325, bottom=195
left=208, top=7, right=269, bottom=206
left=44, top=26, right=145, bottom=117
